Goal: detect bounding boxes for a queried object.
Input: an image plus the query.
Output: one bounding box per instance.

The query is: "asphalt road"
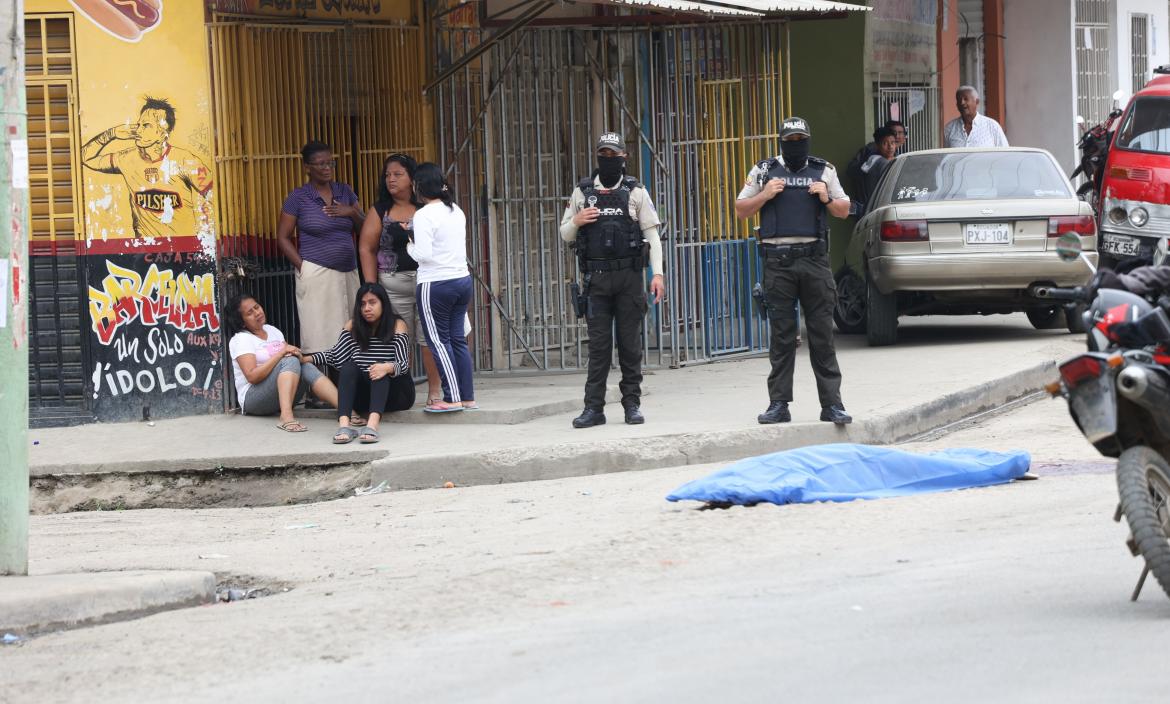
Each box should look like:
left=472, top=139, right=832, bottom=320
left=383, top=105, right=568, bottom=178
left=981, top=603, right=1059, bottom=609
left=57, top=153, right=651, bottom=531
left=4, top=395, right=1167, bottom=703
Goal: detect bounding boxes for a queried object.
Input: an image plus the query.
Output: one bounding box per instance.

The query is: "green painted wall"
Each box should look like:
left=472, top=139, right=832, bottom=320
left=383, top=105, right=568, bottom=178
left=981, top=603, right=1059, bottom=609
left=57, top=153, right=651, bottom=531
left=789, top=13, right=870, bottom=271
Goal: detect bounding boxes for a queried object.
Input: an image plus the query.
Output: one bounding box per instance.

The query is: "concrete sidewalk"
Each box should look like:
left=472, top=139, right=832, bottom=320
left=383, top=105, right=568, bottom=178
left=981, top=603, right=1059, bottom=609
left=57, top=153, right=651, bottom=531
left=28, top=315, right=1083, bottom=512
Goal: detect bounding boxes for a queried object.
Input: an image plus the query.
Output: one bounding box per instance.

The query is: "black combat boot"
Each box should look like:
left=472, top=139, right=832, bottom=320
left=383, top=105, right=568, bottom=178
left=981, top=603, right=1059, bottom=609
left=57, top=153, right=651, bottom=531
left=572, top=408, right=607, bottom=428
left=820, top=405, right=853, bottom=425
left=757, top=401, right=791, bottom=424
left=624, top=406, right=645, bottom=425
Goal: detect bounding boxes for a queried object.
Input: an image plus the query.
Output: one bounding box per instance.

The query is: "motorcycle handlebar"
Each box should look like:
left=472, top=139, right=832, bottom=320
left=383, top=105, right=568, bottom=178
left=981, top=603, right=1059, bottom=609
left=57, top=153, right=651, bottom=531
left=1033, top=285, right=1089, bottom=302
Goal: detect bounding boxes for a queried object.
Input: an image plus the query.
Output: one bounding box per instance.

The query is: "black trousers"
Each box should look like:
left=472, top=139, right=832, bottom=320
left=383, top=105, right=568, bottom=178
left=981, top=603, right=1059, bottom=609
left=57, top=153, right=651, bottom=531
left=763, top=253, right=843, bottom=407
left=584, top=268, right=648, bottom=411
left=337, top=361, right=416, bottom=418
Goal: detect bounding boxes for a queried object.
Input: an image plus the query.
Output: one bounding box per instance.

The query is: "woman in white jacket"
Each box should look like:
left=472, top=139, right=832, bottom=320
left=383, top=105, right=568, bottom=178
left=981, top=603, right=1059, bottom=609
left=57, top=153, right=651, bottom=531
left=408, top=163, right=475, bottom=412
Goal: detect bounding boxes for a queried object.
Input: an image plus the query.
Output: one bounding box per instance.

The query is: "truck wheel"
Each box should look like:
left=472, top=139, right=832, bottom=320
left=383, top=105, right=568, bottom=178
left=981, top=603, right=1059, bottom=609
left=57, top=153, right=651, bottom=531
left=865, top=275, right=898, bottom=346
left=1117, top=446, right=1170, bottom=600
left=833, top=268, right=866, bottom=334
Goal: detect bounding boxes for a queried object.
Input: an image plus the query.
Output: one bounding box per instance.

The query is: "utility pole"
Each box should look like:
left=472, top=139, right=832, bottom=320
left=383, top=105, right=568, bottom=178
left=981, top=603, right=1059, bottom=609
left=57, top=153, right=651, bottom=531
left=0, top=0, right=28, bottom=576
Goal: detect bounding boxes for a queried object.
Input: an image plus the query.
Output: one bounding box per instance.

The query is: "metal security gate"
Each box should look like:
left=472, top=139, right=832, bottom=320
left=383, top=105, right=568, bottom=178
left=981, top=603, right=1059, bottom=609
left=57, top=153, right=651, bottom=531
left=25, top=14, right=91, bottom=427
left=209, top=16, right=426, bottom=383
left=436, top=22, right=790, bottom=371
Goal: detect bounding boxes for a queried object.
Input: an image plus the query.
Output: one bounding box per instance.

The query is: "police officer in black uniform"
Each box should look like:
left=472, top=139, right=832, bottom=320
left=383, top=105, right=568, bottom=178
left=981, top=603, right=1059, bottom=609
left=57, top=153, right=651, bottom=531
left=735, top=117, right=853, bottom=425
left=561, top=132, right=665, bottom=428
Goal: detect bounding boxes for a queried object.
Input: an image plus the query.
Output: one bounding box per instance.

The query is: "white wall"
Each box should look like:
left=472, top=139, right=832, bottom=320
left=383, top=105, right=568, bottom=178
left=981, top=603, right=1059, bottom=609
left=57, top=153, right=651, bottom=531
left=1114, top=0, right=1170, bottom=100
left=1004, top=0, right=1078, bottom=171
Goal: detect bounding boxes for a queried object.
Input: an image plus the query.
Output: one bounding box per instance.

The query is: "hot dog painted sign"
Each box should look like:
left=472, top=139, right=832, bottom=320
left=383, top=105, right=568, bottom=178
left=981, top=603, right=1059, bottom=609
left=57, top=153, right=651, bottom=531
left=29, top=0, right=223, bottom=420
left=69, top=0, right=163, bottom=43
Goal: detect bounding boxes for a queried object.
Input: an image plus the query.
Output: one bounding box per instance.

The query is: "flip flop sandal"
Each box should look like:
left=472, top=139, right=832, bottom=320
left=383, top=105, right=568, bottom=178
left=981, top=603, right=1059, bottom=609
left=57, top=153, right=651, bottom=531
left=358, top=426, right=380, bottom=444
left=461, top=403, right=480, bottom=411
left=424, top=402, right=464, bottom=413
left=349, top=413, right=367, bottom=427
left=277, top=420, right=308, bottom=433
left=332, top=426, right=359, bottom=444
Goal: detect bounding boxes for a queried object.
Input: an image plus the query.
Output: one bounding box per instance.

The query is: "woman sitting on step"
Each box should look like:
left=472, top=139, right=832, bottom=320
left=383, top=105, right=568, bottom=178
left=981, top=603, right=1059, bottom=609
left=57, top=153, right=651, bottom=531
left=227, top=293, right=339, bottom=433
left=305, top=283, right=415, bottom=444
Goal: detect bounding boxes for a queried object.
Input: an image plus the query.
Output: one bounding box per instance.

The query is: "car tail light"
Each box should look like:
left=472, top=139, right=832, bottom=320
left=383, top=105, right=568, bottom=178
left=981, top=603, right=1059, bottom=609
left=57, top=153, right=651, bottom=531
left=880, top=220, right=929, bottom=242
left=1108, top=166, right=1153, bottom=182
left=1059, top=356, right=1104, bottom=388
left=1048, top=215, right=1096, bottom=237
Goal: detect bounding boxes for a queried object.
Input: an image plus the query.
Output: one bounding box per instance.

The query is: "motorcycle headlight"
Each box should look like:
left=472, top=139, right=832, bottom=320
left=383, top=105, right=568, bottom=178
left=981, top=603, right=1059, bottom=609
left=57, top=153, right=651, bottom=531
left=1109, top=207, right=1128, bottom=224
left=1129, top=207, right=1150, bottom=227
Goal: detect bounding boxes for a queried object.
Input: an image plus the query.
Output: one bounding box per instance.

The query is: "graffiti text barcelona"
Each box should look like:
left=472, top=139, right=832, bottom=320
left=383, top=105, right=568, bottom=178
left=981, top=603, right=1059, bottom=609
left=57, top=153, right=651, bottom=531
left=89, top=261, right=220, bottom=344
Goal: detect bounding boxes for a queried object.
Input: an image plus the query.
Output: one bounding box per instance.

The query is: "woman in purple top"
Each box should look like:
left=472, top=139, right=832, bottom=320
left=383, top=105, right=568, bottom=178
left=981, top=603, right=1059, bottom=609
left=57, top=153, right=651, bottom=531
left=277, top=140, right=365, bottom=356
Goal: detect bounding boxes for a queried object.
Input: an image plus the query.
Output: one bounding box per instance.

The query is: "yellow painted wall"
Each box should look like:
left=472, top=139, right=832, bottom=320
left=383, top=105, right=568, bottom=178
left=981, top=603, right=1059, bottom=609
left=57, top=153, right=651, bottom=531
left=29, top=0, right=218, bottom=255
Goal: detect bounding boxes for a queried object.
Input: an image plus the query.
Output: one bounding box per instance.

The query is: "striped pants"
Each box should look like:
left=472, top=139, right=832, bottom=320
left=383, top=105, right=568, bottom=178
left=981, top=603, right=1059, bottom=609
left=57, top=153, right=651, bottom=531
left=417, top=276, right=474, bottom=403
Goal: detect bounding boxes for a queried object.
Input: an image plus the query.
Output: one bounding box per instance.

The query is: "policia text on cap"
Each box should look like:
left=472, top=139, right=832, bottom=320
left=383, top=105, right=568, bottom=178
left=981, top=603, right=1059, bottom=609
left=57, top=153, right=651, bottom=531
left=734, top=117, right=853, bottom=426
left=560, top=132, right=665, bottom=429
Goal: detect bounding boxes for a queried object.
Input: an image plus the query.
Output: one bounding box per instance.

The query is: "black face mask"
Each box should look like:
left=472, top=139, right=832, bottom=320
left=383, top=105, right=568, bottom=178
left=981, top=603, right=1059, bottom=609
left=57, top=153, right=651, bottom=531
left=780, top=139, right=810, bottom=169
left=597, top=156, right=626, bottom=186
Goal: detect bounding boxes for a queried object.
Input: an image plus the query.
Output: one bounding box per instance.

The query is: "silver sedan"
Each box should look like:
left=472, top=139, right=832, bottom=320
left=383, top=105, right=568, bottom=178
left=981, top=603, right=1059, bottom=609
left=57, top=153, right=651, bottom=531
left=833, top=147, right=1098, bottom=346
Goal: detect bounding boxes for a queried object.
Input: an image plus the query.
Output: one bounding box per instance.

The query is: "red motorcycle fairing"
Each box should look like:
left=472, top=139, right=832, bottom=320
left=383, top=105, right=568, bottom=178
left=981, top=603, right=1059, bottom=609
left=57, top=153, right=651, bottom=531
left=1087, top=288, right=1153, bottom=351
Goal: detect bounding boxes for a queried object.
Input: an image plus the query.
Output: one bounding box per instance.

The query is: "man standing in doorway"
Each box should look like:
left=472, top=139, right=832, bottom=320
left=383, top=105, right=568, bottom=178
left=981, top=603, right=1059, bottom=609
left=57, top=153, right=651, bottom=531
left=943, top=86, right=1009, bottom=147
left=561, top=132, right=666, bottom=428
left=735, top=116, right=852, bottom=426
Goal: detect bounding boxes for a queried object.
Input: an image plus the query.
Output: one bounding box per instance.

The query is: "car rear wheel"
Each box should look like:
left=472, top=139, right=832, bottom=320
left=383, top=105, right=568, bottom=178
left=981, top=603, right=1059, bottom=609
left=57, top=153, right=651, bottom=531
left=1026, top=307, right=1067, bottom=330
left=865, top=275, right=898, bottom=346
left=833, top=268, right=866, bottom=334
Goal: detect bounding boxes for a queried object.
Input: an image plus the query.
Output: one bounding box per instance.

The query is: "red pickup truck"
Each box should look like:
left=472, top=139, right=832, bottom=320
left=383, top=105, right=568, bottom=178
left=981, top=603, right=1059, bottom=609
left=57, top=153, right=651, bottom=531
left=1099, top=69, right=1170, bottom=267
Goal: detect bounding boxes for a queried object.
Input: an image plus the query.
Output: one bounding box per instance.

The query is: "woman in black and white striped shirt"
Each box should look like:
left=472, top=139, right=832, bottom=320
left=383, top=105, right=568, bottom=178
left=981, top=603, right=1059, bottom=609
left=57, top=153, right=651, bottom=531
left=305, top=283, right=414, bottom=444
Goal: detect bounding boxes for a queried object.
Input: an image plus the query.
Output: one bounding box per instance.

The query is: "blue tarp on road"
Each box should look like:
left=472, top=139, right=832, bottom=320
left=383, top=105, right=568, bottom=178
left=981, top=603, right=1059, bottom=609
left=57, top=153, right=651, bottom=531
left=666, top=444, right=1031, bottom=506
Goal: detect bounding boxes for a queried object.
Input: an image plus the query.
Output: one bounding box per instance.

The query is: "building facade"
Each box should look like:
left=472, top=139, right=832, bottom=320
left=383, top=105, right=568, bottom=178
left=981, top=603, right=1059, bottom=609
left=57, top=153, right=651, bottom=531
left=29, top=0, right=955, bottom=426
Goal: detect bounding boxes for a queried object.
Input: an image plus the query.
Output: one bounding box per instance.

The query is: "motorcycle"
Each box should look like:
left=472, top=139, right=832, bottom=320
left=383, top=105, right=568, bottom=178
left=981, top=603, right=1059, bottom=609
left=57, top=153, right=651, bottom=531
left=1071, top=101, right=1124, bottom=209
left=1038, top=234, right=1170, bottom=600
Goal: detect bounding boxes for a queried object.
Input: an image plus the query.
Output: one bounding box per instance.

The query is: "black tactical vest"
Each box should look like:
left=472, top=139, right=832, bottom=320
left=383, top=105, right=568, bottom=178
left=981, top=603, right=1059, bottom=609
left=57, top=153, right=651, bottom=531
left=576, top=176, right=645, bottom=265
left=757, top=157, right=829, bottom=239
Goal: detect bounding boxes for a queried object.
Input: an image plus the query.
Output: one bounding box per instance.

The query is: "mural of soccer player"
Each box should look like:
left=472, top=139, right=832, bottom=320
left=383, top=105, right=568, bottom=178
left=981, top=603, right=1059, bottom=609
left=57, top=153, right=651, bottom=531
left=81, top=96, right=214, bottom=240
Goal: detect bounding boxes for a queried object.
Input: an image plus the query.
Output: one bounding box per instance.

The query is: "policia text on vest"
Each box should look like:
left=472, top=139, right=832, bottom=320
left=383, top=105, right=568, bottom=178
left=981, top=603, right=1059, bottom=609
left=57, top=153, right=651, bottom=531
left=560, top=131, right=665, bottom=429
left=734, top=116, right=854, bottom=427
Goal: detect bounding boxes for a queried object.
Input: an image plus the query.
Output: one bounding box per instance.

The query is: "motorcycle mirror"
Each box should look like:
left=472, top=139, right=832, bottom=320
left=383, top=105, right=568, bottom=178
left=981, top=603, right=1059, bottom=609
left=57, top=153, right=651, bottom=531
left=1076, top=115, right=1085, bottom=125
left=1055, top=233, right=1083, bottom=262
left=1055, top=233, right=1099, bottom=275
left=1112, top=89, right=1127, bottom=105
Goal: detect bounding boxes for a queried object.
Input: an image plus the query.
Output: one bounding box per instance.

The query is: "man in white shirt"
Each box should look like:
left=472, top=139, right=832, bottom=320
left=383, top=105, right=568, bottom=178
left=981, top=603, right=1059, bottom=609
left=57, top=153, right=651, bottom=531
left=943, top=86, right=1009, bottom=148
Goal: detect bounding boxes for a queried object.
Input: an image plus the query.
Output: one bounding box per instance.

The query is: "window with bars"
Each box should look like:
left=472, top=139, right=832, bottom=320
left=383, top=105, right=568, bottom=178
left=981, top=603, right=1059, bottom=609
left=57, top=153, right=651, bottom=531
left=1133, top=14, right=1151, bottom=95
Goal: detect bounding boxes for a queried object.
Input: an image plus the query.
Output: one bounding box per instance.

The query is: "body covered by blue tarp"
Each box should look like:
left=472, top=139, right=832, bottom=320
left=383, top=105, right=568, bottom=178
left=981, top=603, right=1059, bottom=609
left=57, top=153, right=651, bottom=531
left=666, top=444, right=1030, bottom=506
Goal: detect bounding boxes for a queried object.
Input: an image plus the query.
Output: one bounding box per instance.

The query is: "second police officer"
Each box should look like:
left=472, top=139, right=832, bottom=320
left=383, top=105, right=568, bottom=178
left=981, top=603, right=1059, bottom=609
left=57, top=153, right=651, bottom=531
left=735, top=116, right=853, bottom=426
left=560, top=131, right=666, bottom=428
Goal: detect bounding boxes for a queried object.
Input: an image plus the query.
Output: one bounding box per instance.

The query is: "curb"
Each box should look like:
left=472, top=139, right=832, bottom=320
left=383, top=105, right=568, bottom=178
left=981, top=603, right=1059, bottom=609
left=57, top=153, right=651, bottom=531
left=28, top=361, right=1058, bottom=511
left=0, top=570, right=216, bottom=636
left=371, top=360, right=1059, bottom=489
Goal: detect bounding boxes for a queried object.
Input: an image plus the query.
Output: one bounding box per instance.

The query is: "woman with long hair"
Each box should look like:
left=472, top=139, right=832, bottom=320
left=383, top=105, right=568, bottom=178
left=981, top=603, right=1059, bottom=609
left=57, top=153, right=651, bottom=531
left=408, top=162, right=475, bottom=412
left=226, top=293, right=338, bottom=432
left=358, top=153, right=471, bottom=407
left=305, top=283, right=414, bottom=444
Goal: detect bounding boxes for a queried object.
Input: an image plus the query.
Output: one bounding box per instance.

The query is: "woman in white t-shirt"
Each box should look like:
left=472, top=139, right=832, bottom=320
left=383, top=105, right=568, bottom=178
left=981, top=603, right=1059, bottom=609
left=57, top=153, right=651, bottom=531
left=408, top=162, right=475, bottom=413
left=227, top=293, right=338, bottom=432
